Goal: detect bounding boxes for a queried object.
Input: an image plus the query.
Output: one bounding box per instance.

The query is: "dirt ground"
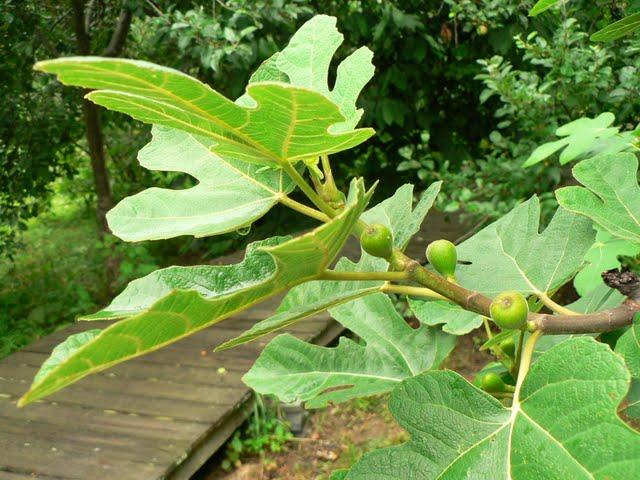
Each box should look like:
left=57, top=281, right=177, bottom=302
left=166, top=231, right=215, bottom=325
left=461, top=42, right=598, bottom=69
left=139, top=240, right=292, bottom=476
left=198, top=331, right=492, bottom=480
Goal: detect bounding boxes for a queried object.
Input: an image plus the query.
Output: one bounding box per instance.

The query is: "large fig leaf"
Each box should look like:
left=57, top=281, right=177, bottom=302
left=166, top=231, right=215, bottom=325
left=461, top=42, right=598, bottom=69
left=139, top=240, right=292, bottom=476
left=456, top=197, right=595, bottom=297
left=574, top=227, right=640, bottom=295
left=344, top=337, right=640, bottom=479
left=35, top=57, right=374, bottom=167
left=19, top=181, right=371, bottom=406
left=243, top=293, right=456, bottom=408
left=107, top=126, right=295, bottom=241
left=556, top=153, right=640, bottom=243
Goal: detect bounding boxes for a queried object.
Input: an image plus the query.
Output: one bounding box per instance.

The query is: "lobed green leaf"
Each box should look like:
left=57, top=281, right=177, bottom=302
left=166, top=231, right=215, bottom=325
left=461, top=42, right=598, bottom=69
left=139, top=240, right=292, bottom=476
left=243, top=293, right=456, bottom=408
left=35, top=57, right=374, bottom=167
left=556, top=153, right=640, bottom=243
left=344, top=337, right=640, bottom=479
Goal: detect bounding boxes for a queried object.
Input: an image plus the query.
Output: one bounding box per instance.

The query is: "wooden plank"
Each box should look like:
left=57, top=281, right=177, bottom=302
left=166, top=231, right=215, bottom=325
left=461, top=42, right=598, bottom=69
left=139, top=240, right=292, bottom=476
left=0, top=214, right=466, bottom=479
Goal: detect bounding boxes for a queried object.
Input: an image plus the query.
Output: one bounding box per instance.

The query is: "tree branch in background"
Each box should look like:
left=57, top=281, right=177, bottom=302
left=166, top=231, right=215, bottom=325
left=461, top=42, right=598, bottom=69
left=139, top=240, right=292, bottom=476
left=102, top=6, right=133, bottom=57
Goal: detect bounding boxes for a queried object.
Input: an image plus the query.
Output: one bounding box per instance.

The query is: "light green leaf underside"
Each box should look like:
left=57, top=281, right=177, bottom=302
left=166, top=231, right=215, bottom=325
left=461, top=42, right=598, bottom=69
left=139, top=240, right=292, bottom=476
left=35, top=57, right=374, bottom=167
left=523, top=113, right=634, bottom=167
left=215, top=256, right=384, bottom=351
left=592, top=13, right=640, bottom=42
left=361, top=182, right=442, bottom=251
left=574, top=227, right=640, bottom=296
left=408, top=297, right=484, bottom=335
left=344, top=337, right=640, bottom=479
left=223, top=182, right=443, bottom=350
left=20, top=181, right=371, bottom=406
left=456, top=197, right=595, bottom=297
left=556, top=153, right=640, bottom=244
left=107, top=126, right=295, bottom=241
left=33, top=330, right=101, bottom=385
left=529, top=0, right=563, bottom=16
left=243, top=293, right=456, bottom=408
left=274, top=14, right=374, bottom=133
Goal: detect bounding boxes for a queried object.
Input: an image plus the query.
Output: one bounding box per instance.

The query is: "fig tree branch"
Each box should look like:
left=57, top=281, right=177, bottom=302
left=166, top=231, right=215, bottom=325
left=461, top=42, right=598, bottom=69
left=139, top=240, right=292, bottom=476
left=391, top=249, right=640, bottom=334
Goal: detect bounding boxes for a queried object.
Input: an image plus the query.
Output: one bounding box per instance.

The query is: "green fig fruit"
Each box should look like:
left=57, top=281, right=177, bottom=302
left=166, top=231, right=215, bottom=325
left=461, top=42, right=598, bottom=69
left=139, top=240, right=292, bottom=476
left=360, top=223, right=393, bottom=259
left=425, top=239, right=457, bottom=280
left=480, top=372, right=508, bottom=392
left=490, top=291, right=529, bottom=330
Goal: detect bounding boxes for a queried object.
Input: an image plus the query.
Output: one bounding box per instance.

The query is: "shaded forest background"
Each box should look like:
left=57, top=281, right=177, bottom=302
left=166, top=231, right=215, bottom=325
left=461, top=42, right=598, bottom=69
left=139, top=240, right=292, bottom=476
left=2, top=0, right=640, bottom=356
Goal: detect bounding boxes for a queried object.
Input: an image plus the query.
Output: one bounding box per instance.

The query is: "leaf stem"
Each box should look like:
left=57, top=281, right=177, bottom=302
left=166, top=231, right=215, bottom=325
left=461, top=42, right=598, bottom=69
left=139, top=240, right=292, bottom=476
left=283, top=162, right=336, bottom=218
left=319, top=270, right=410, bottom=282
left=483, top=317, right=493, bottom=339
left=279, top=195, right=330, bottom=222
left=514, top=330, right=542, bottom=399
left=512, top=330, right=525, bottom=377
left=537, top=292, right=579, bottom=316
left=381, top=284, right=447, bottom=300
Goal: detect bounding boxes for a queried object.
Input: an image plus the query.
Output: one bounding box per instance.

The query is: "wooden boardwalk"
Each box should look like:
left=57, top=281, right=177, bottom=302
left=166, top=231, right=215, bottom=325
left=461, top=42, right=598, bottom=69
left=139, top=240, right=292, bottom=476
left=0, top=214, right=464, bottom=480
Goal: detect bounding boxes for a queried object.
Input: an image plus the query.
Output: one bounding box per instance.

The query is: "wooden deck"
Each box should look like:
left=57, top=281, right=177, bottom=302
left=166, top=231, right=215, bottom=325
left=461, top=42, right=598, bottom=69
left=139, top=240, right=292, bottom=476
left=0, top=213, right=464, bottom=480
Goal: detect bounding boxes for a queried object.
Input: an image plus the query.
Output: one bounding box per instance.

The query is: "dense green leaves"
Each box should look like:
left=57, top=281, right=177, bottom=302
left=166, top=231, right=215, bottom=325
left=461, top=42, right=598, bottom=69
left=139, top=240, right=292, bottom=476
left=556, top=153, right=640, bottom=243
left=107, top=126, right=295, bottom=241
left=344, top=338, right=640, bottom=479
left=616, top=314, right=640, bottom=419
left=243, top=293, right=456, bottom=408
left=456, top=197, right=595, bottom=297
left=592, top=13, right=640, bottom=42
left=19, top=180, right=371, bottom=406
left=35, top=57, right=374, bottom=167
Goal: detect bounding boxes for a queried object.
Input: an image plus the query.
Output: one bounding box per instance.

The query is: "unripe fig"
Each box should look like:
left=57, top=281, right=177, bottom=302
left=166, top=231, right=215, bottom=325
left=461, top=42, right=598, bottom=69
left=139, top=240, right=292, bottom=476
left=480, top=372, right=508, bottom=392
left=500, top=337, right=516, bottom=357
left=360, top=223, right=393, bottom=259
left=477, top=24, right=489, bottom=35
left=426, top=239, right=457, bottom=280
left=490, top=291, right=529, bottom=330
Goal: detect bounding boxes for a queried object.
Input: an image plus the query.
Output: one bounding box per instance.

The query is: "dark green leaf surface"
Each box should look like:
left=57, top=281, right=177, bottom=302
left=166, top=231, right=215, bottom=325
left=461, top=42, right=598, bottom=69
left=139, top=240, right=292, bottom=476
left=345, top=338, right=640, bottom=479
left=556, top=153, right=640, bottom=243
left=20, top=180, right=371, bottom=406
left=456, top=197, right=595, bottom=297
left=243, top=293, right=456, bottom=408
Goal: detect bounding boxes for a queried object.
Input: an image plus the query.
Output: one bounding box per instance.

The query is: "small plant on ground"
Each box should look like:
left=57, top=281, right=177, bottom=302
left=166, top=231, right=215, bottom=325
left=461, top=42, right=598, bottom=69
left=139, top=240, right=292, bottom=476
left=20, top=12, right=640, bottom=479
left=222, top=395, right=293, bottom=471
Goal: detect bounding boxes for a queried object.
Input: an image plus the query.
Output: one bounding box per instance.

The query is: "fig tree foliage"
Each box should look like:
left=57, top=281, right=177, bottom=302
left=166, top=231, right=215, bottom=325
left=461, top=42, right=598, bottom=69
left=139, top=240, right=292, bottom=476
left=21, top=13, right=640, bottom=479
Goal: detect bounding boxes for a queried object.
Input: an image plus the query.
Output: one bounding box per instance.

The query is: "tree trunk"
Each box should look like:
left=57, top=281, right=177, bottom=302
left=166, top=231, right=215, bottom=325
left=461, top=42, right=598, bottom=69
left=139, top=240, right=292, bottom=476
left=71, top=0, right=114, bottom=235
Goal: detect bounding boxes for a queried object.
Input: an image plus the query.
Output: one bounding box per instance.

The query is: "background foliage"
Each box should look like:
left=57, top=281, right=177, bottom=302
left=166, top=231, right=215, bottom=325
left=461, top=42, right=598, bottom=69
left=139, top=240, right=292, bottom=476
left=2, top=0, right=640, bottom=357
